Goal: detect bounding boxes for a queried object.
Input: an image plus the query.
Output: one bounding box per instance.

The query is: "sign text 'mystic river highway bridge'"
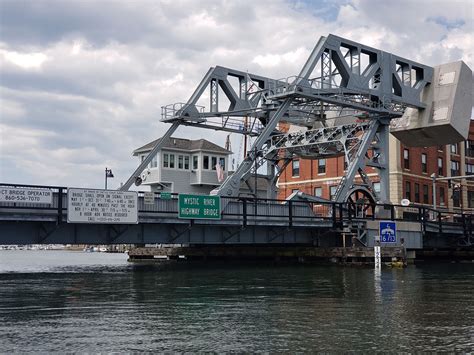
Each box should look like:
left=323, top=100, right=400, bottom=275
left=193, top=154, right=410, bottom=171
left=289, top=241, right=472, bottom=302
left=1, top=34, right=473, bottom=255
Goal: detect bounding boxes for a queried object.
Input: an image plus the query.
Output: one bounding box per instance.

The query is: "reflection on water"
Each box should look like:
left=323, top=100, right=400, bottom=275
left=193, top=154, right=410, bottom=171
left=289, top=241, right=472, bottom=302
left=0, top=251, right=473, bottom=352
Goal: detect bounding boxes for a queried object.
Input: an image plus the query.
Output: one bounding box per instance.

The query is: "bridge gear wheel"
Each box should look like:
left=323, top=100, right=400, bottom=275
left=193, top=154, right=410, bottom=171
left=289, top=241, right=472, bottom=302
left=345, top=187, right=376, bottom=219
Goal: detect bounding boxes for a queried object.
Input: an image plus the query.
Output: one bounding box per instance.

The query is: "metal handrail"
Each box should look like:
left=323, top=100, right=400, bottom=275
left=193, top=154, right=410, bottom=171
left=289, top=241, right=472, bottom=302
left=1, top=183, right=472, bottom=229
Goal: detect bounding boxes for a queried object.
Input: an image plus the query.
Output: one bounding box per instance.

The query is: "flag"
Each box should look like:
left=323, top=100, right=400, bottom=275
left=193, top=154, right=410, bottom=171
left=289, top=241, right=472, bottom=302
left=216, top=163, right=224, bottom=183
left=106, top=169, right=114, bottom=178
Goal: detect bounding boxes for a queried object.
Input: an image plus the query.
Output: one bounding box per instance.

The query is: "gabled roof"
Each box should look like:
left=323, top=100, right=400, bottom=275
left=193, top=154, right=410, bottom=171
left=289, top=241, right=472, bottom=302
left=133, top=137, right=232, bottom=155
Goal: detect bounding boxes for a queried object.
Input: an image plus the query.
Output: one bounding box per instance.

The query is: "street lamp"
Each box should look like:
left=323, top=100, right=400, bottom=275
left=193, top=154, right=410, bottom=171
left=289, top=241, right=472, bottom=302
left=105, top=167, right=114, bottom=190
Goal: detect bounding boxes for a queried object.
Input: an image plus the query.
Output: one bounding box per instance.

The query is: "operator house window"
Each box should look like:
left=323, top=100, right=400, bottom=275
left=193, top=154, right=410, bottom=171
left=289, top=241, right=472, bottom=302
left=169, top=154, right=175, bottom=169
left=405, top=181, right=411, bottom=201
left=451, top=161, right=460, bottom=176
left=212, top=156, right=217, bottom=170
left=423, top=185, right=429, bottom=204
left=421, top=154, right=427, bottom=173
left=438, top=158, right=443, bottom=176
left=151, top=155, right=157, bottom=168
left=292, top=159, right=300, bottom=177
left=314, top=187, right=322, bottom=197
left=439, top=186, right=445, bottom=205
left=163, top=153, right=169, bottom=168
left=203, top=155, right=209, bottom=170
left=184, top=156, right=190, bottom=170
left=193, top=156, right=198, bottom=170
left=219, top=157, right=226, bottom=171
left=403, top=149, right=410, bottom=169
left=414, top=183, right=420, bottom=203
left=318, top=159, right=326, bottom=174
left=178, top=155, right=184, bottom=169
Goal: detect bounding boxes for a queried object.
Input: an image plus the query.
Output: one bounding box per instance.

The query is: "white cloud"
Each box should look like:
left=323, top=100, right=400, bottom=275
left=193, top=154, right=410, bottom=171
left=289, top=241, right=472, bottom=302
left=0, top=0, right=472, bottom=188
left=1, top=49, right=48, bottom=69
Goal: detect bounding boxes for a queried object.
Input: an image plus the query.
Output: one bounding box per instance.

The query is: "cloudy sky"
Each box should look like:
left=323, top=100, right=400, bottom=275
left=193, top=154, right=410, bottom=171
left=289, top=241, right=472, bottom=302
left=1, top=0, right=472, bottom=189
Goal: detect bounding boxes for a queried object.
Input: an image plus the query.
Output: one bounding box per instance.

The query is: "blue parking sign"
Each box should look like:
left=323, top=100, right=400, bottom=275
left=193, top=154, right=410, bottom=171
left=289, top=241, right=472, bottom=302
left=380, top=221, right=397, bottom=243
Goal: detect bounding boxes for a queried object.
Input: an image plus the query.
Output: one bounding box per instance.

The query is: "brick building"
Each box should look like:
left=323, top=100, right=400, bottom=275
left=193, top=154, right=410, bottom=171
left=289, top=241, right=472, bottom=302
left=277, top=121, right=474, bottom=211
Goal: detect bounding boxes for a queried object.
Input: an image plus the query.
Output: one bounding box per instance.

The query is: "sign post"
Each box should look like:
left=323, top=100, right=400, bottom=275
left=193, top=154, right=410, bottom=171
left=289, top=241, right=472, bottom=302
left=178, top=194, right=221, bottom=220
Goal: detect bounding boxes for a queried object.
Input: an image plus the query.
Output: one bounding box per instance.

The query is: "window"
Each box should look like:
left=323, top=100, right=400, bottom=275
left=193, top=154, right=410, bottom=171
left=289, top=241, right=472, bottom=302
left=292, top=159, right=300, bottom=177
left=453, top=185, right=461, bottom=208
left=184, top=156, right=190, bottom=170
left=405, top=181, right=411, bottom=200
left=219, top=157, right=226, bottom=171
left=178, top=155, right=184, bottom=169
left=203, top=155, right=209, bottom=170
left=151, top=154, right=157, bottom=168
left=466, top=162, right=474, bottom=176
left=343, top=160, right=348, bottom=171
left=211, top=156, right=217, bottom=170
left=163, top=153, right=169, bottom=168
left=423, top=185, right=429, bottom=204
left=451, top=143, right=458, bottom=154
left=451, top=161, right=460, bottom=176
left=192, top=156, right=198, bottom=170
left=438, top=146, right=444, bottom=152
left=438, top=158, right=443, bottom=176
left=403, top=149, right=410, bottom=169
left=373, top=182, right=381, bottom=194
left=169, top=154, right=175, bottom=169
left=318, top=159, right=326, bottom=174
left=141, top=155, right=145, bottom=162
left=330, top=185, right=337, bottom=200
left=314, top=187, right=322, bottom=197
left=439, top=186, right=445, bottom=205
left=466, top=140, right=474, bottom=157
left=468, top=190, right=474, bottom=208
left=421, top=154, right=427, bottom=173
left=414, top=183, right=420, bottom=203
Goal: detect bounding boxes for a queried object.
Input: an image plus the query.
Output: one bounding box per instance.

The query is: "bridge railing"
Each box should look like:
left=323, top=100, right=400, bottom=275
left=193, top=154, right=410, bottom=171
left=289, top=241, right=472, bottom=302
left=1, top=183, right=472, bottom=232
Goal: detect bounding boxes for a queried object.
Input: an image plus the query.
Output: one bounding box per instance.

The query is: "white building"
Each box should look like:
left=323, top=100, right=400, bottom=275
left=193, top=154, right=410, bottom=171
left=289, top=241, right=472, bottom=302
left=133, top=137, right=232, bottom=194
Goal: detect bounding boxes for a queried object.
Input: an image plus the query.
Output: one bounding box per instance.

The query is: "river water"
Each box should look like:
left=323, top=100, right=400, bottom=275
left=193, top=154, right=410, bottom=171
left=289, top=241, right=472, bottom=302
left=0, top=250, right=473, bottom=352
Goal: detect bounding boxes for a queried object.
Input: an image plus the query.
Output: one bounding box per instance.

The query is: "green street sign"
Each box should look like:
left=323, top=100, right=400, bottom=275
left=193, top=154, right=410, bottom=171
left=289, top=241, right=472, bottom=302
left=160, top=192, right=172, bottom=200
left=178, top=194, right=221, bottom=220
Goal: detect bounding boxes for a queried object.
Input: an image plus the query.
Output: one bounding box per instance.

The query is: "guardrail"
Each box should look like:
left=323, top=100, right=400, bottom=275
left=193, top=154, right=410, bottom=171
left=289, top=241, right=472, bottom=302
left=1, top=183, right=472, bottom=234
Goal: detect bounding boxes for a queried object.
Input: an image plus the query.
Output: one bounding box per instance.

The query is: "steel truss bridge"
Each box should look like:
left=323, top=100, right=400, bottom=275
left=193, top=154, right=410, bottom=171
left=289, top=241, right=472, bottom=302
left=120, top=34, right=440, bottom=209
left=1, top=183, right=472, bottom=248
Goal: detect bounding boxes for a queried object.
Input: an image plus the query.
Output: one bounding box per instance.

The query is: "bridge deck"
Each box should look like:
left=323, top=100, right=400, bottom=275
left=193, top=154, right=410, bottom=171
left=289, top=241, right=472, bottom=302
left=0, top=183, right=472, bottom=246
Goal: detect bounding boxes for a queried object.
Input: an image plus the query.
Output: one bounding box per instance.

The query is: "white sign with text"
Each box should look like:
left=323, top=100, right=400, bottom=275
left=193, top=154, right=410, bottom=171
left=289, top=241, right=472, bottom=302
left=67, top=188, right=138, bottom=224
left=0, top=187, right=53, bottom=204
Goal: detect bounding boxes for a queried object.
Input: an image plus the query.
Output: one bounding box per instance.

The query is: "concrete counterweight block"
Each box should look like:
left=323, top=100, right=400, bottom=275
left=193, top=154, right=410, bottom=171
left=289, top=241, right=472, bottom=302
left=391, top=61, right=472, bottom=147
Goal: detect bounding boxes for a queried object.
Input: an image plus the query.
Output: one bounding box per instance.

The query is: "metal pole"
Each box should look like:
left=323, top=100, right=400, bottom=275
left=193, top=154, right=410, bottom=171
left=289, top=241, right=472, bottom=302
left=105, top=168, right=108, bottom=190
left=431, top=173, right=436, bottom=209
